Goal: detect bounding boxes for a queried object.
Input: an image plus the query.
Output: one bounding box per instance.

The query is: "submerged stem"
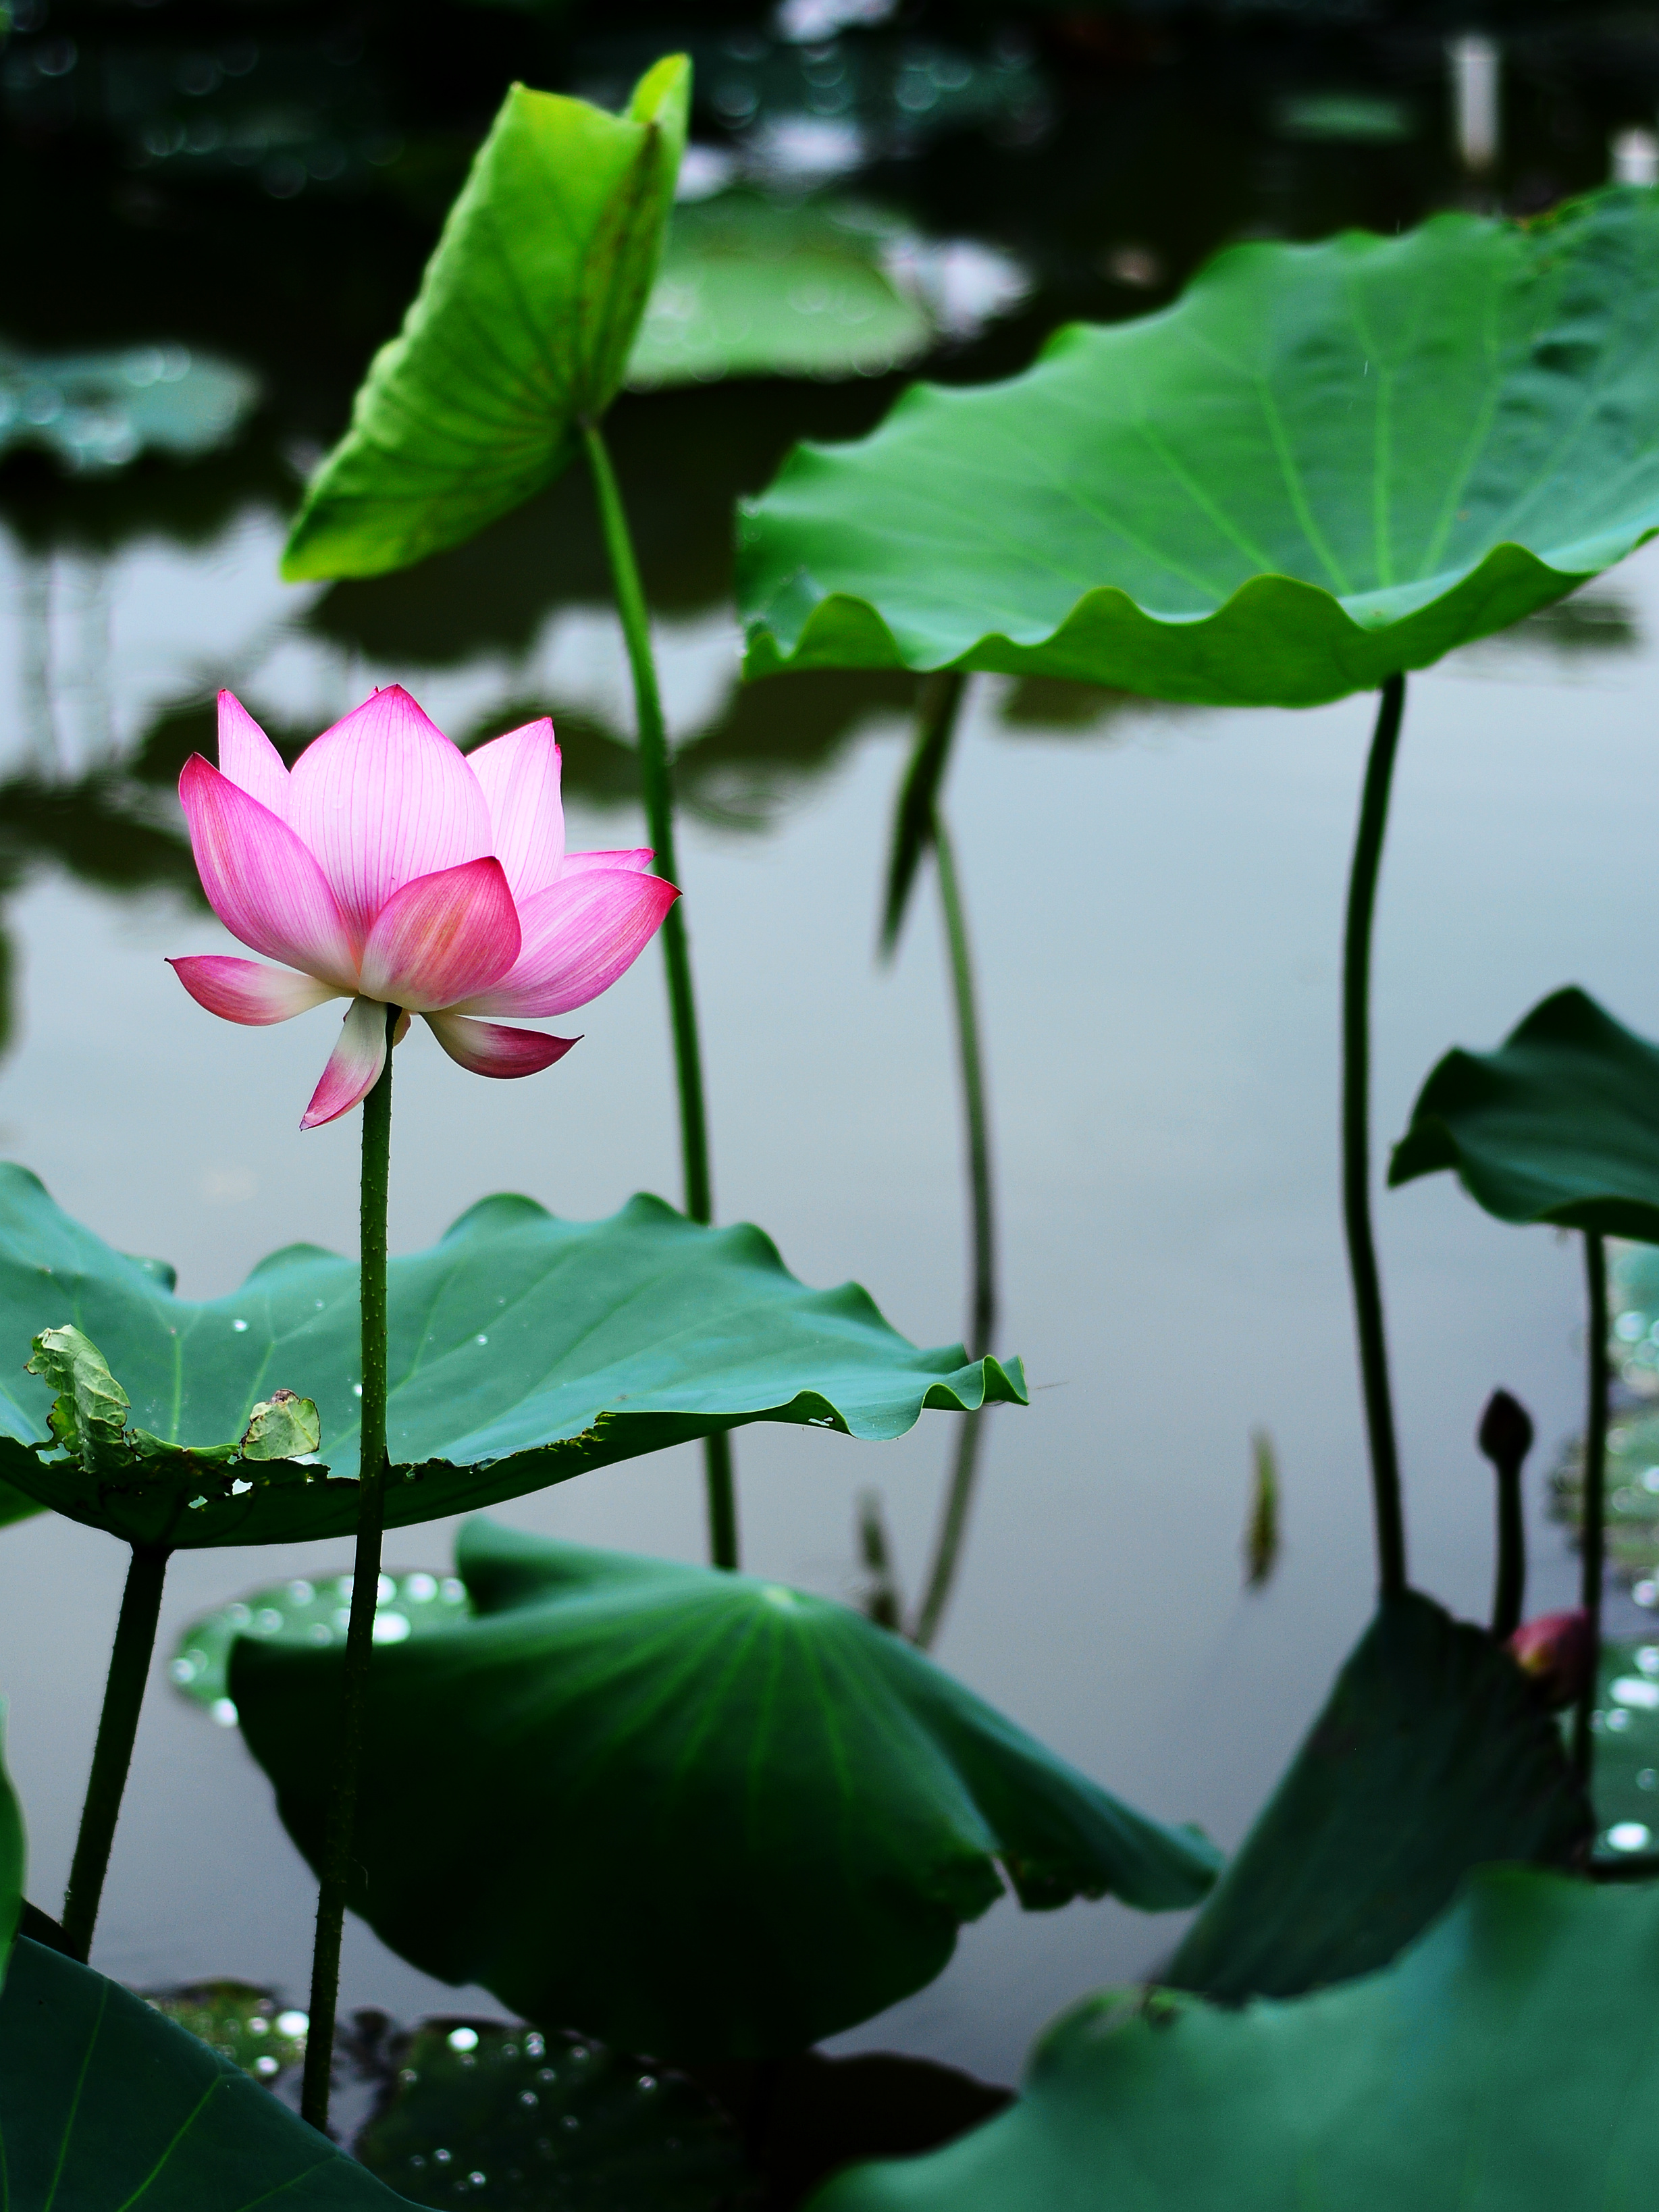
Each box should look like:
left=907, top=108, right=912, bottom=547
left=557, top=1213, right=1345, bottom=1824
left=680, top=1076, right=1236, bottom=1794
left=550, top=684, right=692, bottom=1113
left=905, top=695, right=999, bottom=1650
left=581, top=418, right=736, bottom=1571
left=1573, top=1230, right=1610, bottom=1783
left=300, top=1004, right=396, bottom=2133
left=1342, top=673, right=1408, bottom=1601
left=61, top=1541, right=169, bottom=1961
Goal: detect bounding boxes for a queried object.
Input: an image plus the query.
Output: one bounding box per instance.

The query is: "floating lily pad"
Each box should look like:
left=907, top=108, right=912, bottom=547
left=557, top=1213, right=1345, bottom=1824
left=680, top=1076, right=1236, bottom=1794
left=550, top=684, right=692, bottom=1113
left=354, top=2016, right=751, bottom=2210
left=813, top=1870, right=1659, bottom=2212
left=282, top=59, right=689, bottom=583
left=142, top=1980, right=310, bottom=2086
left=627, top=194, right=932, bottom=388
left=1164, top=1590, right=1589, bottom=2001
left=1390, top=988, right=1659, bottom=1237
left=0, top=342, right=259, bottom=473
left=737, top=188, right=1659, bottom=706
left=0, top=1164, right=1024, bottom=1548
left=169, top=1568, right=471, bottom=1721
left=226, top=1520, right=1219, bottom=2059
left=0, top=1935, right=403, bottom=2207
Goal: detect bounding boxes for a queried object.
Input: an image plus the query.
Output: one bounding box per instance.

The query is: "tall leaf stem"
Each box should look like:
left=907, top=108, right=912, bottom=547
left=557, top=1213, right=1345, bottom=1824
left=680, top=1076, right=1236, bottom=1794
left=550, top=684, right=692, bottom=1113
left=1342, top=673, right=1408, bottom=1600
left=1573, top=1230, right=1610, bottom=1781
left=300, top=1004, right=396, bottom=2132
left=61, top=1540, right=169, bottom=1961
left=581, top=419, right=736, bottom=1571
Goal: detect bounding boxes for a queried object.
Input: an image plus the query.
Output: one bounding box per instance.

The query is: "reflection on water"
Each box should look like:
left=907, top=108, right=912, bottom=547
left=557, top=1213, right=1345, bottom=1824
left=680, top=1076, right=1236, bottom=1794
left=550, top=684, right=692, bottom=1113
left=9, top=0, right=1659, bottom=2082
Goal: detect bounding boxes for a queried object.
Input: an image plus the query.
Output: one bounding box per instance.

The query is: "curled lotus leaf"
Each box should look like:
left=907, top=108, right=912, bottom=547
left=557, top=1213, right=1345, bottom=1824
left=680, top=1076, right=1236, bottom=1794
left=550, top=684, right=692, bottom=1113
left=0, top=1165, right=1025, bottom=1548
left=282, top=58, right=689, bottom=583
left=1390, top=986, right=1659, bottom=1238
left=737, top=189, right=1659, bottom=707
left=223, top=1519, right=1220, bottom=2059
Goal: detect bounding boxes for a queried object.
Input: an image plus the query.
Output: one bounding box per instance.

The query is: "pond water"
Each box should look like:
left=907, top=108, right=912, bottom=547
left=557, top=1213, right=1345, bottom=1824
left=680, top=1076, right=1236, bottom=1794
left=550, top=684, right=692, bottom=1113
left=5, top=0, right=1659, bottom=2090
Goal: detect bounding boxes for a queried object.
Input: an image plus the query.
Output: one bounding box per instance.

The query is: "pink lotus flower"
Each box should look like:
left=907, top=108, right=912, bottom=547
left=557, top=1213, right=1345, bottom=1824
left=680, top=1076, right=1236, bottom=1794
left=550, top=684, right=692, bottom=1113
left=168, top=687, right=677, bottom=1129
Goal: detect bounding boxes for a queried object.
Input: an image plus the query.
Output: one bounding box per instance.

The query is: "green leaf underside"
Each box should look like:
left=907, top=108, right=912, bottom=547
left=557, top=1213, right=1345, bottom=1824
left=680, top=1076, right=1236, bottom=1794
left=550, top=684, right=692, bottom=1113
left=228, top=1521, right=1219, bottom=2059
left=737, top=188, right=1659, bottom=707
left=0, top=1164, right=1023, bottom=1548
left=627, top=195, right=932, bottom=389
left=1164, top=1590, right=1589, bottom=2001
left=814, top=1870, right=1659, bottom=2212
left=0, top=1937, right=403, bottom=2207
left=354, top=2018, right=749, bottom=2211
left=1389, top=986, right=1659, bottom=1238
left=281, top=57, right=689, bottom=583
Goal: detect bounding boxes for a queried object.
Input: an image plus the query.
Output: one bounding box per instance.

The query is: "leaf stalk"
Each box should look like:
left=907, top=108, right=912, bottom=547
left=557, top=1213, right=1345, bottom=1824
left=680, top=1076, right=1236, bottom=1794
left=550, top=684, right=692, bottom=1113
left=581, top=418, right=737, bottom=1571
left=1342, top=674, right=1408, bottom=1600
left=300, top=1003, right=396, bottom=2132
left=61, top=1539, right=169, bottom=1961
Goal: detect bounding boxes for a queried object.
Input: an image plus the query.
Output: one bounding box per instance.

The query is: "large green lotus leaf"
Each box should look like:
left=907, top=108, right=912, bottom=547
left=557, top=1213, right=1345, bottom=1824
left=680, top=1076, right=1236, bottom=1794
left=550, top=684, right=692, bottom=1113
left=1389, top=986, right=1659, bottom=1238
left=0, top=1936, right=405, bottom=2207
left=1163, top=1590, right=1589, bottom=2001
left=280, top=57, right=688, bottom=583
left=227, top=1519, right=1219, bottom=2060
left=627, top=194, right=932, bottom=389
left=353, top=2016, right=750, bottom=2210
left=737, top=188, right=1659, bottom=707
left=812, top=1868, right=1659, bottom=2212
left=0, top=1163, right=1025, bottom=1549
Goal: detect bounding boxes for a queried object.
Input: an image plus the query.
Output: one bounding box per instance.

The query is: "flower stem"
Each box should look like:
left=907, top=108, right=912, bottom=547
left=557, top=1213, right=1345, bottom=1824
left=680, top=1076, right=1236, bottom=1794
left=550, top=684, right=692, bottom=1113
left=1573, top=1229, right=1610, bottom=1782
left=61, top=1541, right=169, bottom=1961
left=1342, top=674, right=1408, bottom=1601
left=300, top=1003, right=396, bottom=2134
left=581, top=417, right=737, bottom=1571
left=912, top=809, right=999, bottom=1651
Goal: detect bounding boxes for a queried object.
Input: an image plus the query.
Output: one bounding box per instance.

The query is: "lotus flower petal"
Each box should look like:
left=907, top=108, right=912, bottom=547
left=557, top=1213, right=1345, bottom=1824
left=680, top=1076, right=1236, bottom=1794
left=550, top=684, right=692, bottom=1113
left=359, top=857, right=521, bottom=1011
left=425, top=1012, right=580, bottom=1078
left=217, top=691, right=290, bottom=819
left=179, top=757, right=360, bottom=988
left=468, top=719, right=564, bottom=903
left=560, top=847, right=654, bottom=877
left=287, top=686, right=492, bottom=939
left=167, top=956, right=342, bottom=1026
left=301, top=996, right=391, bottom=1130
left=456, top=868, right=679, bottom=1019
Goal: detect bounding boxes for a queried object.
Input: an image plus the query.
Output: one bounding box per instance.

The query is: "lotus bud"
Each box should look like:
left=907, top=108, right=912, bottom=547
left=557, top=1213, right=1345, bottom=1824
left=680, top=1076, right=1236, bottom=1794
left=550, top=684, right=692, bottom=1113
left=1478, top=1388, right=1534, bottom=1469
left=1507, top=1608, right=1594, bottom=1710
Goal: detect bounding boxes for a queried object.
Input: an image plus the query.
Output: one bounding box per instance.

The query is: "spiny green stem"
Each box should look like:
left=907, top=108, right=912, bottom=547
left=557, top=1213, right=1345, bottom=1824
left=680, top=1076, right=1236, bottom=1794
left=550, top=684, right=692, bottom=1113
left=581, top=418, right=735, bottom=1570
left=1342, top=674, right=1408, bottom=1601
left=300, top=1004, right=396, bottom=2133
left=61, top=1541, right=169, bottom=1961
left=1573, top=1230, right=1610, bottom=1781
left=905, top=687, right=999, bottom=1650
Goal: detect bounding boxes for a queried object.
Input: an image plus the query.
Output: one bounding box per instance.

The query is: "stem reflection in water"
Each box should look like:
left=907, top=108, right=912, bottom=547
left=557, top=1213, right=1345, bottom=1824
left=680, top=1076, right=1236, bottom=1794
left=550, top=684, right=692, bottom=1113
left=581, top=420, right=737, bottom=1571
left=300, top=1001, right=397, bottom=2132
left=877, top=673, right=999, bottom=1652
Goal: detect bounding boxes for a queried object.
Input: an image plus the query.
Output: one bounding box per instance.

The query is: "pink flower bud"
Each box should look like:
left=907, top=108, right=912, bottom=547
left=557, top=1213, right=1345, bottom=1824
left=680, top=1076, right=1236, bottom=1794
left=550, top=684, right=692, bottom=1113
left=1506, top=1608, right=1594, bottom=1710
